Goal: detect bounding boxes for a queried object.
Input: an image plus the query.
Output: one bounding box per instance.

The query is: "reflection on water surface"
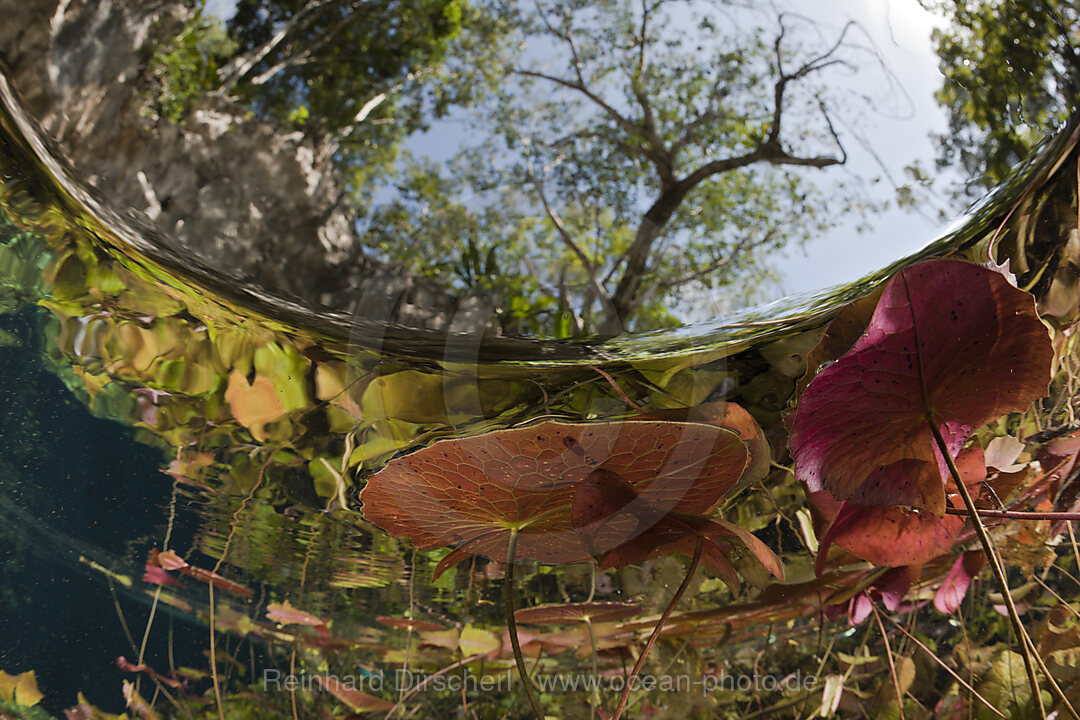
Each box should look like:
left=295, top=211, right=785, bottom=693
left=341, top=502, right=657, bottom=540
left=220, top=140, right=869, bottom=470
left=1, top=2, right=1080, bottom=718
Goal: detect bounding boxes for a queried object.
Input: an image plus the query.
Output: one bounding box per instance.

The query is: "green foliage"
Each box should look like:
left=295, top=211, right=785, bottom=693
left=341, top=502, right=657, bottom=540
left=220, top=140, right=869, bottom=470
left=929, top=0, right=1080, bottom=193
left=225, top=0, right=494, bottom=194
left=227, top=0, right=467, bottom=130
left=148, top=6, right=236, bottom=122
left=147, top=0, right=499, bottom=197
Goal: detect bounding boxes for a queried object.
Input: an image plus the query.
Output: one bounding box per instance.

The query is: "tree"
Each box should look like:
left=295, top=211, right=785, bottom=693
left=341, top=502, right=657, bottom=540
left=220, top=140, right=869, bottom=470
left=363, top=0, right=889, bottom=336
left=151, top=0, right=500, bottom=195
left=926, top=0, right=1080, bottom=194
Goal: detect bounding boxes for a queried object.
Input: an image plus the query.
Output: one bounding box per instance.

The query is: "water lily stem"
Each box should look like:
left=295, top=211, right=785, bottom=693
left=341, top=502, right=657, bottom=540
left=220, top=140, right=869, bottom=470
left=208, top=583, right=226, bottom=720
left=612, top=537, right=703, bottom=720
left=943, top=507, right=1080, bottom=521
left=927, top=420, right=1047, bottom=720
left=505, top=529, right=545, bottom=720
left=587, top=619, right=599, bottom=719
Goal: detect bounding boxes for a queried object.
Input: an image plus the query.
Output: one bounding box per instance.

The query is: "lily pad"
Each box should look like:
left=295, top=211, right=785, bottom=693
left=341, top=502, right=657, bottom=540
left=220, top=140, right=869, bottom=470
left=359, top=419, right=749, bottom=577
left=814, top=446, right=987, bottom=570
left=791, top=260, right=1053, bottom=515
left=514, top=602, right=641, bottom=625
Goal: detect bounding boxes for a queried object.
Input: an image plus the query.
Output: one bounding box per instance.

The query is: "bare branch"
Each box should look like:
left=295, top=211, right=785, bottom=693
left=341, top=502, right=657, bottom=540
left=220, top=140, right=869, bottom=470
left=247, top=2, right=361, bottom=86
left=659, top=224, right=781, bottom=291
left=217, top=0, right=332, bottom=94
left=768, top=18, right=856, bottom=146
left=637, top=0, right=649, bottom=77
left=513, top=70, right=639, bottom=138
left=524, top=148, right=618, bottom=319
left=516, top=69, right=674, bottom=185
left=622, top=0, right=672, bottom=184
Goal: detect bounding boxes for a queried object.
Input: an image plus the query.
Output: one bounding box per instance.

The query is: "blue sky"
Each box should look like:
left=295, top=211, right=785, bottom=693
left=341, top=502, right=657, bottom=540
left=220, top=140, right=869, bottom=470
left=767, top=0, right=957, bottom=299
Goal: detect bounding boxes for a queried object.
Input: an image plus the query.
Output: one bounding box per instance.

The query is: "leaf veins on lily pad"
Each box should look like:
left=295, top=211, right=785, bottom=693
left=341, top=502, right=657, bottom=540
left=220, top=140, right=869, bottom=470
left=791, top=259, right=1052, bottom=515
left=359, top=419, right=749, bottom=577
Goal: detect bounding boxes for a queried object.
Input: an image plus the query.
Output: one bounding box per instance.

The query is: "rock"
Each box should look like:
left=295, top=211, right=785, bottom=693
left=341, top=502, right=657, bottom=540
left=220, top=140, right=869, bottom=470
left=0, top=0, right=468, bottom=330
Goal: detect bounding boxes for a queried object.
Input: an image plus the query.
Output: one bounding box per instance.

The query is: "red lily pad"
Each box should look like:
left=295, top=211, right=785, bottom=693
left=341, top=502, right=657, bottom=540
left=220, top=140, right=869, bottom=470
left=266, top=602, right=330, bottom=637
left=375, top=616, right=446, bottom=632
left=314, top=675, right=394, bottom=713
left=142, top=563, right=181, bottom=588
left=148, top=549, right=252, bottom=597
left=571, top=468, right=783, bottom=586
left=514, top=602, right=641, bottom=625
left=638, top=401, right=770, bottom=487
left=359, top=420, right=748, bottom=577
left=814, top=446, right=986, bottom=570
left=791, top=259, right=1052, bottom=515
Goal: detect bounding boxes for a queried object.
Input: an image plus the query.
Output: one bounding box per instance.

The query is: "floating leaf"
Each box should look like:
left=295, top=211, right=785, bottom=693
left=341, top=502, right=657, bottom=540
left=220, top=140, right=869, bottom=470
left=314, top=675, right=395, bottom=713
left=266, top=602, right=329, bottom=637
left=795, top=287, right=885, bottom=398
left=224, top=369, right=284, bottom=440
left=149, top=549, right=252, bottom=597
left=417, top=625, right=501, bottom=656
left=641, top=401, right=770, bottom=488
left=362, top=370, right=451, bottom=424
left=0, top=669, right=42, bottom=706
left=570, top=468, right=783, bottom=586
left=791, top=260, right=1053, bottom=515
left=514, top=602, right=641, bottom=625
left=815, top=446, right=986, bottom=570
left=142, top=563, right=181, bottom=587
left=376, top=616, right=445, bottom=632
left=359, top=419, right=749, bottom=577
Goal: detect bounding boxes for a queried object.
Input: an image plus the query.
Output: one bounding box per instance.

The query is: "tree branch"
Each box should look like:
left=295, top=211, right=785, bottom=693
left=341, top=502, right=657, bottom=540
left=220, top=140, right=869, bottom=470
left=247, top=1, right=361, bottom=87
left=217, top=0, right=332, bottom=94
left=523, top=146, right=618, bottom=321
left=768, top=18, right=855, bottom=146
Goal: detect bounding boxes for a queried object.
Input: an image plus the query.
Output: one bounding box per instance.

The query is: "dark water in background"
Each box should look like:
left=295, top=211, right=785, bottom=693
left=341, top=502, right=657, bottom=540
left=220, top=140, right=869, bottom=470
left=0, top=307, right=207, bottom=711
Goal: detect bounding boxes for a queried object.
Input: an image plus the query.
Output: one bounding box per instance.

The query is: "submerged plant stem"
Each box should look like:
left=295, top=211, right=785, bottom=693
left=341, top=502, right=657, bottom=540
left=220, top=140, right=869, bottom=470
left=612, top=537, right=704, bottom=720
left=871, top=603, right=906, bottom=720
left=943, top=507, right=1080, bottom=521
left=505, top=529, right=544, bottom=720
left=587, top=619, right=599, bottom=718
left=927, top=420, right=1048, bottom=720
left=208, top=583, right=226, bottom=720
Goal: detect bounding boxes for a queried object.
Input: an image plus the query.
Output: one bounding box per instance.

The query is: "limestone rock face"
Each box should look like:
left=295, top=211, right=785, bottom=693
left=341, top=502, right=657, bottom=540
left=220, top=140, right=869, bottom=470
left=0, top=0, right=464, bottom=330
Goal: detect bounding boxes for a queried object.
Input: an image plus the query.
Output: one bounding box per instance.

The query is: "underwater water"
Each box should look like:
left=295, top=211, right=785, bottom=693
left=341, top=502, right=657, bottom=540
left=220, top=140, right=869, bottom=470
left=1, top=3, right=1080, bottom=720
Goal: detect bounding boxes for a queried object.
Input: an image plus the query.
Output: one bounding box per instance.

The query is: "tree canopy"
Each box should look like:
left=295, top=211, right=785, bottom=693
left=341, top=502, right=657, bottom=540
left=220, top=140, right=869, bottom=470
left=927, top=0, right=1080, bottom=193
left=151, top=0, right=491, bottom=192
left=150, top=0, right=899, bottom=336
left=361, top=1, right=892, bottom=335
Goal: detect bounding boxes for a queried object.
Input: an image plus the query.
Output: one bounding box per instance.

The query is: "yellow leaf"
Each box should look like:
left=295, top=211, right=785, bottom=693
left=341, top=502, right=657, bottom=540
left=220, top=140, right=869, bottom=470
left=0, top=669, right=43, bottom=706
left=225, top=370, right=284, bottom=440
left=362, top=371, right=449, bottom=424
